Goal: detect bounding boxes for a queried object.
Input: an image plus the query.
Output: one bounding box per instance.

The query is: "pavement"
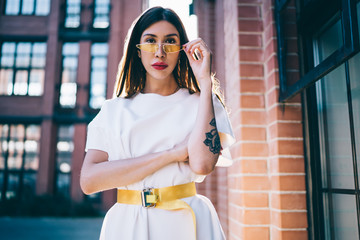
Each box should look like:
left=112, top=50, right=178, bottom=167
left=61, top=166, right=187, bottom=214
left=0, top=217, right=103, bottom=240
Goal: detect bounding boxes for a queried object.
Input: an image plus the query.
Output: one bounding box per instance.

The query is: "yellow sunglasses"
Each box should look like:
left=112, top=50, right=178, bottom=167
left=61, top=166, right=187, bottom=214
left=136, top=43, right=183, bottom=53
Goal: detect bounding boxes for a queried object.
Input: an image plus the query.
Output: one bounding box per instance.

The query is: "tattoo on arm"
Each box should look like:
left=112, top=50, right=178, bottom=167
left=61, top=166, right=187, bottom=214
left=203, top=118, right=221, bottom=154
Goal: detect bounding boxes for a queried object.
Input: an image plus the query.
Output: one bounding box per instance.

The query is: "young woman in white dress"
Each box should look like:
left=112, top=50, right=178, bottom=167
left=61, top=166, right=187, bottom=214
left=80, top=7, right=235, bottom=240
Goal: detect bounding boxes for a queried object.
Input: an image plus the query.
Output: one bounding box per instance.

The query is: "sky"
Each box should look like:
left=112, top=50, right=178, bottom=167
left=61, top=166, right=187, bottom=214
left=148, top=0, right=198, bottom=40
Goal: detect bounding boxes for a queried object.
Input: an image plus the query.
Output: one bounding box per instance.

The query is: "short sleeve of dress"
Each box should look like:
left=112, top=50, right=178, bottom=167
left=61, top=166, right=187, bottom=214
left=213, top=94, right=236, bottom=167
left=85, top=101, right=110, bottom=154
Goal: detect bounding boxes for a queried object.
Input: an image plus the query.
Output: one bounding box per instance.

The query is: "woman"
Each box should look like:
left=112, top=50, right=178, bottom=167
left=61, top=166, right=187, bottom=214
left=80, top=7, right=235, bottom=240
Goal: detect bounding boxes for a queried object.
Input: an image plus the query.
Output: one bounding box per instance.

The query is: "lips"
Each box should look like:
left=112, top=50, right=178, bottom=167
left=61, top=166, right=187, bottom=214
left=152, top=62, right=168, bottom=70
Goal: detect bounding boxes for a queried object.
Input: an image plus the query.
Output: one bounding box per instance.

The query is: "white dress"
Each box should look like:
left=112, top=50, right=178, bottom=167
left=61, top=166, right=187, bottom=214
left=85, top=88, right=235, bottom=240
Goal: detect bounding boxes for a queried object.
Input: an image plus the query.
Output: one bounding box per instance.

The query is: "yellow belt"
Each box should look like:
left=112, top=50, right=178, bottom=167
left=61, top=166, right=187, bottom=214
left=117, top=182, right=197, bottom=239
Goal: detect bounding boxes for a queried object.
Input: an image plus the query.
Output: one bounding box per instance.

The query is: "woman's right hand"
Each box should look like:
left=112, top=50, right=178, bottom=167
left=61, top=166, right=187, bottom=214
left=169, top=138, right=189, bottom=162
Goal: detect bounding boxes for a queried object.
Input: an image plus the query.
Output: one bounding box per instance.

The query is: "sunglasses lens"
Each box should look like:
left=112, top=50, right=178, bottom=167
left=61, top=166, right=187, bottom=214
left=164, top=44, right=181, bottom=53
left=138, top=44, right=158, bottom=53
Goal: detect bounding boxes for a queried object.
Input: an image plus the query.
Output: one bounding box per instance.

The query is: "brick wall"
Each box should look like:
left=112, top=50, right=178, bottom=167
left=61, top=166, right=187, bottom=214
left=194, top=0, right=308, bottom=239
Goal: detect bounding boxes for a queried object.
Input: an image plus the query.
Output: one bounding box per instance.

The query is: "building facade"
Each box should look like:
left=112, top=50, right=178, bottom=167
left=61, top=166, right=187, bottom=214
left=1, top=0, right=360, bottom=239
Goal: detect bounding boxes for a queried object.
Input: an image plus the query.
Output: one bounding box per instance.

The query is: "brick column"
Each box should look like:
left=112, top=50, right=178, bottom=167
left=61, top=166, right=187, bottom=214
left=224, top=0, right=308, bottom=239
left=263, top=0, right=308, bottom=239
left=37, top=0, right=62, bottom=196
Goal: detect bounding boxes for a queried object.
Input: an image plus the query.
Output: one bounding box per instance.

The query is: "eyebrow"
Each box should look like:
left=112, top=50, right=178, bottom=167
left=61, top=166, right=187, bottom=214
left=142, top=33, right=179, bottom=38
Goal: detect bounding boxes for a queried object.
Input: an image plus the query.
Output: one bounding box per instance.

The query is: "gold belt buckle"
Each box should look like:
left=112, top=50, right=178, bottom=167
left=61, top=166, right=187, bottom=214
left=141, top=188, right=157, bottom=208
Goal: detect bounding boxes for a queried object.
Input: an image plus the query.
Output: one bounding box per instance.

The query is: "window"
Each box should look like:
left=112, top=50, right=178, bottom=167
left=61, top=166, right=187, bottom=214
left=92, top=0, right=110, bottom=29
left=55, top=125, right=74, bottom=198
left=59, top=43, right=79, bottom=108
left=64, top=0, right=81, bottom=28
left=4, top=0, right=51, bottom=16
left=0, top=42, right=47, bottom=96
left=300, top=0, right=360, bottom=239
left=89, top=43, right=108, bottom=109
left=0, top=124, right=41, bottom=201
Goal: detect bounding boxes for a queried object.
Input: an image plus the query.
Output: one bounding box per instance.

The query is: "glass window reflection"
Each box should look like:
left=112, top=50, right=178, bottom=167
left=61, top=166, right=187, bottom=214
left=60, top=43, right=79, bottom=108
left=0, top=42, right=46, bottom=96
left=90, top=43, right=108, bottom=109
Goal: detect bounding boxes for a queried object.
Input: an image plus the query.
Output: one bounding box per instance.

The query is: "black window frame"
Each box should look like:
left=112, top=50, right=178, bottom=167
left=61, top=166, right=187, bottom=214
left=275, top=0, right=360, bottom=101
left=277, top=0, right=360, bottom=239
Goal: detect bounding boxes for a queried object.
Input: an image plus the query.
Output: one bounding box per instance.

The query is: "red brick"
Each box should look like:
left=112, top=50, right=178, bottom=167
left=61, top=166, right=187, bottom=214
left=241, top=110, right=267, bottom=125
left=266, top=87, right=279, bottom=109
left=264, top=38, right=277, bottom=60
left=239, top=34, right=262, bottom=47
left=270, top=157, right=305, bottom=174
left=241, top=159, right=268, bottom=174
left=240, top=126, right=266, bottom=141
left=240, top=94, right=265, bottom=108
left=239, top=48, right=264, bottom=62
left=238, top=19, right=263, bottom=32
left=285, top=54, right=300, bottom=69
left=243, top=192, right=269, bottom=207
left=244, top=209, right=270, bottom=225
left=265, top=54, right=278, bottom=74
left=271, top=228, right=308, bottom=240
left=271, top=175, right=306, bottom=191
left=266, top=70, right=280, bottom=90
left=238, top=5, right=261, bottom=19
left=240, top=79, right=265, bottom=93
left=269, top=122, right=303, bottom=139
left=268, top=105, right=302, bottom=123
left=277, top=139, right=304, bottom=155
left=271, top=193, right=307, bottom=210
left=271, top=211, right=308, bottom=228
left=240, top=63, right=264, bottom=78
left=243, top=227, right=270, bottom=240
left=241, top=142, right=269, bottom=157
left=241, top=176, right=270, bottom=190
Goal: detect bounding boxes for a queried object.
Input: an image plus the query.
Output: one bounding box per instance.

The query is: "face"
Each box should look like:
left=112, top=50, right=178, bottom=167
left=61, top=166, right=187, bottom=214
left=138, top=20, right=181, bottom=83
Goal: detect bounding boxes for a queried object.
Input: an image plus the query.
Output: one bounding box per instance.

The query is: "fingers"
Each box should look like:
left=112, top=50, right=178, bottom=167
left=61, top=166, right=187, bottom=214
left=183, top=38, right=211, bottom=61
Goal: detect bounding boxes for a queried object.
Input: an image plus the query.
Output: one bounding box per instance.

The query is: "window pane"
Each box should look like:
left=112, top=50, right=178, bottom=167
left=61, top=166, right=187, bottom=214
left=0, top=69, right=14, bottom=95
left=65, top=0, right=81, bottom=28
left=8, top=125, right=25, bottom=170
left=14, top=70, right=29, bottom=95
left=90, top=43, right=108, bottom=109
left=317, top=64, right=354, bottom=189
left=357, top=2, right=360, bottom=39
left=23, top=173, right=37, bottom=198
left=22, top=0, right=34, bottom=15
left=31, top=43, right=47, bottom=67
left=60, top=43, right=79, bottom=108
left=35, top=0, right=51, bottom=15
left=16, top=43, right=31, bottom=67
left=29, top=69, right=44, bottom=96
left=349, top=52, right=360, bottom=184
left=93, top=0, right=110, bottom=29
left=24, top=125, right=40, bottom=170
left=5, top=0, right=20, bottom=15
left=1, top=43, right=15, bottom=67
left=56, top=125, right=74, bottom=197
left=0, top=125, right=9, bottom=170
left=332, top=194, right=358, bottom=239
left=7, top=174, right=19, bottom=200
left=314, top=19, right=343, bottom=66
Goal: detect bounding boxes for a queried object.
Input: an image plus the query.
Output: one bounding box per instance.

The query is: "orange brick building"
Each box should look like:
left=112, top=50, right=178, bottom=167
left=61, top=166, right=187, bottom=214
left=1, top=0, right=360, bottom=239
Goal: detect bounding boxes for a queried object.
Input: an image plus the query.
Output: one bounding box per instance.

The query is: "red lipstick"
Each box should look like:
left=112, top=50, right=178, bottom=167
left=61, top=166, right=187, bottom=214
left=152, top=62, right=168, bottom=70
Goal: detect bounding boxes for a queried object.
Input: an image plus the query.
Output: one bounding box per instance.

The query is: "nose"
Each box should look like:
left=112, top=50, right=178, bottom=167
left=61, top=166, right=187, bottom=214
left=155, top=43, right=166, bottom=58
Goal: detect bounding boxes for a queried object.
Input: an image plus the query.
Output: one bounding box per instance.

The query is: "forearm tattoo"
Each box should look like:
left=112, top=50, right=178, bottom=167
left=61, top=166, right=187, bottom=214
left=203, top=118, right=221, bottom=154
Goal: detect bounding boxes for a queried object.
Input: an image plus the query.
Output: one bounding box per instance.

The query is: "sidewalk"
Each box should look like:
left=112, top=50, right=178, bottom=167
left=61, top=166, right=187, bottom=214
left=0, top=217, right=103, bottom=240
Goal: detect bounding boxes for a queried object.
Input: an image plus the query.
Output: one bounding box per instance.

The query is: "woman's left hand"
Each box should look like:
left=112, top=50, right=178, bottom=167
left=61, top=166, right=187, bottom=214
left=183, top=38, right=212, bottom=90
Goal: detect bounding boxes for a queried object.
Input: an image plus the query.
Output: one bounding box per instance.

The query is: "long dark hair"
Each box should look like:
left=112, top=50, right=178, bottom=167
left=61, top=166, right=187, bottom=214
left=114, top=7, right=199, bottom=98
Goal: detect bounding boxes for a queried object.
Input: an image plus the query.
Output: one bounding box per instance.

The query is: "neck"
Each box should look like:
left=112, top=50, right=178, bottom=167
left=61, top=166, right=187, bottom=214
left=143, top=75, right=179, bottom=96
